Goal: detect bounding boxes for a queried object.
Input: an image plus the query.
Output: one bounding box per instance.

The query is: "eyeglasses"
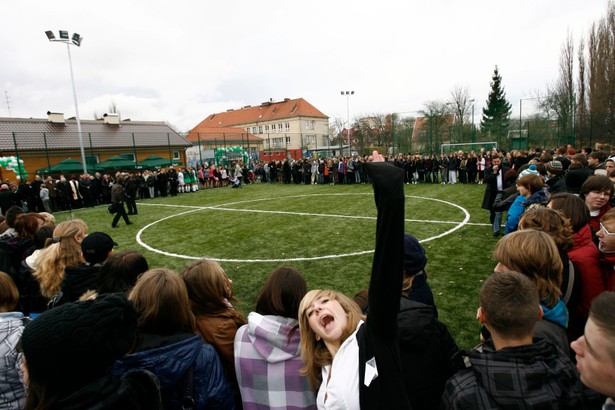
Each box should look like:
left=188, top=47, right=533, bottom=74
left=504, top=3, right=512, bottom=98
left=600, top=223, right=615, bottom=236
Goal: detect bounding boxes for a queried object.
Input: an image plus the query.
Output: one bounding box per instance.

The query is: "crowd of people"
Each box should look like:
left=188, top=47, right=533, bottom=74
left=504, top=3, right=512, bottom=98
left=0, top=146, right=614, bottom=409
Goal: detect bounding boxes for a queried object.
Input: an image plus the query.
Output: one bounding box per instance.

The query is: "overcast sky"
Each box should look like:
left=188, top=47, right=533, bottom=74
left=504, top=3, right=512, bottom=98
left=1, top=0, right=609, bottom=132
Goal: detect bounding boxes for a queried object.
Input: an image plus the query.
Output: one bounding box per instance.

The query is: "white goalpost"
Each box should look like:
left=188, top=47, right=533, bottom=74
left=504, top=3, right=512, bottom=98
left=440, top=141, right=498, bottom=155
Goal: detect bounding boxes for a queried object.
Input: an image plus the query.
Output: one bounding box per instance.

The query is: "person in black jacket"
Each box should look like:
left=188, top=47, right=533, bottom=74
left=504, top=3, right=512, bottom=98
left=481, top=156, right=510, bottom=236
left=124, top=174, right=138, bottom=215
left=354, top=231, right=459, bottom=410
left=58, top=232, right=117, bottom=306
left=299, top=152, right=411, bottom=409
left=110, top=178, right=132, bottom=228
left=0, top=184, right=16, bottom=216
left=441, top=270, right=597, bottom=409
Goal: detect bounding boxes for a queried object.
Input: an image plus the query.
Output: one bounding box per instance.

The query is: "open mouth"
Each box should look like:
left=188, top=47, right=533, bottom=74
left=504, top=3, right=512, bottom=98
left=320, top=314, right=334, bottom=330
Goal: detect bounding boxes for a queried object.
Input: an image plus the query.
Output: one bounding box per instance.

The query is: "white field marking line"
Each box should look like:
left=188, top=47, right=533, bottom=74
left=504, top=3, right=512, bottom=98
left=136, top=194, right=471, bottom=263
left=139, top=202, right=492, bottom=226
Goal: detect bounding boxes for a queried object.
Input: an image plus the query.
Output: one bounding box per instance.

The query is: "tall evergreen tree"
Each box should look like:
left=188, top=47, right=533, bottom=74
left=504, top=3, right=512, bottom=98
left=480, top=66, right=512, bottom=141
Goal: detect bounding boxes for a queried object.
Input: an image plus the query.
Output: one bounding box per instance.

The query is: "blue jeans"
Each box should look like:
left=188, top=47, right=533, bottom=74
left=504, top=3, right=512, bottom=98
left=492, top=211, right=502, bottom=233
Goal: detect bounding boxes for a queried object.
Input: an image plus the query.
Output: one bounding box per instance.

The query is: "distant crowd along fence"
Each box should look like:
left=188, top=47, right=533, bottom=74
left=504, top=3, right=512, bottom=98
left=5, top=131, right=188, bottom=177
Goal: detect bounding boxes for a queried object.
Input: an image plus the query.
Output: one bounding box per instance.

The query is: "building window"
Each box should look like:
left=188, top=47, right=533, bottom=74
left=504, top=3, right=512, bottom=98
left=258, top=126, right=263, bottom=134
left=172, top=151, right=180, bottom=160
left=322, top=136, right=329, bottom=146
left=305, top=135, right=316, bottom=144
left=285, top=122, right=290, bottom=132
left=252, top=127, right=257, bottom=134
left=265, top=125, right=270, bottom=133
left=285, top=136, right=291, bottom=144
left=277, top=123, right=283, bottom=132
left=305, top=120, right=315, bottom=130
left=120, top=153, right=136, bottom=161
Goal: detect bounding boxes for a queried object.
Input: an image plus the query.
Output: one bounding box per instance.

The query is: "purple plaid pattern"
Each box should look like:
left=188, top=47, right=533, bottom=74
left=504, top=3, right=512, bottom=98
left=234, top=313, right=316, bottom=410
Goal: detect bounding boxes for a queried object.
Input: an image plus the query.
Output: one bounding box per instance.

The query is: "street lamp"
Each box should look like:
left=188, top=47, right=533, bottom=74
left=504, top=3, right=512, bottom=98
left=341, top=91, right=354, bottom=156
left=45, top=30, right=88, bottom=175
left=469, top=99, right=475, bottom=143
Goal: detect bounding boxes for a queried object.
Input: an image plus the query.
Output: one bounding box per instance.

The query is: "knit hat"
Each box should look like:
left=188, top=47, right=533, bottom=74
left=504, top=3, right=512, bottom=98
left=404, top=234, right=427, bottom=275
left=546, top=161, right=564, bottom=175
left=518, top=164, right=539, bottom=179
left=20, top=294, right=137, bottom=398
left=81, top=232, right=117, bottom=264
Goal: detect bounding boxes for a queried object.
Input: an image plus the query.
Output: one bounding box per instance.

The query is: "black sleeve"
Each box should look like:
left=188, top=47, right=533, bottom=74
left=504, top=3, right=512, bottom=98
left=364, top=161, right=405, bottom=339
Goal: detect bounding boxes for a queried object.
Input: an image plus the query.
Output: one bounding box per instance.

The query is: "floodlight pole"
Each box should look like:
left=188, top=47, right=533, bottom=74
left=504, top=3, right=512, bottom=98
left=469, top=99, right=475, bottom=143
left=341, top=91, right=354, bottom=156
left=46, top=30, right=88, bottom=175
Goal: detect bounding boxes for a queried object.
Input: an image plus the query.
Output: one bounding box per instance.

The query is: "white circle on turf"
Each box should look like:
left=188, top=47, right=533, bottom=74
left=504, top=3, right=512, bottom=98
left=136, top=193, right=470, bottom=263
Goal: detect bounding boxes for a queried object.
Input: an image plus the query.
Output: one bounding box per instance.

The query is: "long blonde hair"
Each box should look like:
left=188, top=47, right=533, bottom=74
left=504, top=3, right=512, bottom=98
left=34, top=219, right=87, bottom=297
left=298, top=289, right=364, bottom=390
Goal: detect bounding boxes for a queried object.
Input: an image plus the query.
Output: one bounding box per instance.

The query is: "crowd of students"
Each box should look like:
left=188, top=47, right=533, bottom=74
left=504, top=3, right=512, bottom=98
left=0, top=147, right=614, bottom=409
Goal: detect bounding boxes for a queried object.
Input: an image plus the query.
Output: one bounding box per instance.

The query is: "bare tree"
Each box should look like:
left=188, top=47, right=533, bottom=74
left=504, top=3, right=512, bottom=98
left=577, top=37, right=589, bottom=143
left=448, top=85, right=473, bottom=143
left=328, top=117, right=346, bottom=147
left=421, top=100, right=452, bottom=154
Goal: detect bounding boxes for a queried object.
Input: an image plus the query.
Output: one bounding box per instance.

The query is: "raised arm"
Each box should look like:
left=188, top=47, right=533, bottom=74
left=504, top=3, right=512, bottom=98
left=363, top=159, right=405, bottom=338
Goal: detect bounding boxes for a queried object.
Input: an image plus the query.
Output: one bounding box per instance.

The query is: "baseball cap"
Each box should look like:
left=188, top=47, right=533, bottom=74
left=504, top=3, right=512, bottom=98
left=81, top=232, right=118, bottom=264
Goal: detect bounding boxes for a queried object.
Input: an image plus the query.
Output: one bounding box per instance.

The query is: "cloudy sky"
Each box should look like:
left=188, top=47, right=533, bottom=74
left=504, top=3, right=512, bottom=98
left=1, top=0, right=609, bottom=132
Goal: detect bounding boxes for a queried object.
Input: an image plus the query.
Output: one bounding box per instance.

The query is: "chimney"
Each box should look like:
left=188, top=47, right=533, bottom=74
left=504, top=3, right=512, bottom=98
left=47, top=111, right=65, bottom=124
left=103, top=113, right=120, bottom=125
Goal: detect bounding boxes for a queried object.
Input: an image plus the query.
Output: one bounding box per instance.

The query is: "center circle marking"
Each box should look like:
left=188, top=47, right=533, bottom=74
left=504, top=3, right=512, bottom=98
left=135, top=193, right=470, bottom=263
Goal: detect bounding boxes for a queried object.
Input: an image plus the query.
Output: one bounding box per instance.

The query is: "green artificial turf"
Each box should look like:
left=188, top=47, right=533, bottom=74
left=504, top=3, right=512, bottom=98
left=55, top=181, right=499, bottom=350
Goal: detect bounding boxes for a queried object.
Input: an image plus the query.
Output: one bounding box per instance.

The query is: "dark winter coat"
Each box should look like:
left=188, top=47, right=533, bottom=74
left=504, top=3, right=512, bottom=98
left=52, top=370, right=163, bottom=410
left=481, top=165, right=510, bottom=211
left=397, top=298, right=458, bottom=410
left=440, top=339, right=595, bottom=409
left=60, top=264, right=101, bottom=304
left=113, top=333, right=234, bottom=410
left=546, top=174, right=567, bottom=194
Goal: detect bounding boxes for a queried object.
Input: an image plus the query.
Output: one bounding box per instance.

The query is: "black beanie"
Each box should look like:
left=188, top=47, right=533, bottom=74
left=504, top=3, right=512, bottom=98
left=403, top=233, right=427, bottom=275
left=20, top=294, right=137, bottom=398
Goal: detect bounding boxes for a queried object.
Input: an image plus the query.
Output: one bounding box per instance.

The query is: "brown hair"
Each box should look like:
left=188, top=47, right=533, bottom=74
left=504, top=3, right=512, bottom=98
left=96, top=250, right=149, bottom=295
left=493, top=229, right=563, bottom=307
left=298, top=289, right=365, bottom=390
left=519, top=208, right=575, bottom=250
left=14, top=213, right=45, bottom=240
left=480, top=271, right=540, bottom=339
left=589, top=291, right=615, bottom=360
left=517, top=174, right=544, bottom=194
left=580, top=175, right=615, bottom=200
left=181, top=259, right=245, bottom=323
left=129, top=268, right=196, bottom=335
left=0, top=271, right=18, bottom=312
left=255, top=267, right=307, bottom=320
left=548, top=193, right=590, bottom=233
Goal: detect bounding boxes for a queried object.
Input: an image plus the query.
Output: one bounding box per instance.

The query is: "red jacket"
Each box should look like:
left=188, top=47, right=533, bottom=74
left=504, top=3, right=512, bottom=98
left=600, top=254, right=615, bottom=292
left=567, top=224, right=605, bottom=340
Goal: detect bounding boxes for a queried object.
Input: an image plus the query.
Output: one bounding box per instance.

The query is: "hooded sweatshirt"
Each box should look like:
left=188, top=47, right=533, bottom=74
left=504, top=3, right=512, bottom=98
left=234, top=312, right=316, bottom=410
